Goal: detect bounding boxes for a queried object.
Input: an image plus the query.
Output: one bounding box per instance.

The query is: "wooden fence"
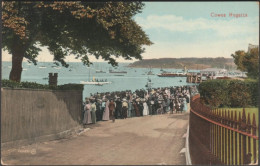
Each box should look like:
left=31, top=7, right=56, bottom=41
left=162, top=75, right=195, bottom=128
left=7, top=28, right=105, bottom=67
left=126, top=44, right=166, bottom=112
left=189, top=94, right=258, bottom=165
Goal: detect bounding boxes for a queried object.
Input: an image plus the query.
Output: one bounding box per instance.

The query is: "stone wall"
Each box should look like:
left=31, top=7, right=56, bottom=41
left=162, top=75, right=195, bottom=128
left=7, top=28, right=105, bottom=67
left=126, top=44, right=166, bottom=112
left=1, top=88, right=83, bottom=147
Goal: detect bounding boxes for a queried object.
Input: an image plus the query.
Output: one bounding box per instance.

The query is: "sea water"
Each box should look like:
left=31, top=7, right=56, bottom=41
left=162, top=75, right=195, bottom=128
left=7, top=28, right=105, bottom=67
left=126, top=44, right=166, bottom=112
left=2, top=62, right=198, bottom=99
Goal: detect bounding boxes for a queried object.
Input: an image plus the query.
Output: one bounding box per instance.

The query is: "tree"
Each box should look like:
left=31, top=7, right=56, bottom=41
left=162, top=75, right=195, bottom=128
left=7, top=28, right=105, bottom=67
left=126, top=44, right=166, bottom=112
left=231, top=48, right=259, bottom=79
left=231, top=50, right=247, bottom=71
left=2, top=1, right=153, bottom=82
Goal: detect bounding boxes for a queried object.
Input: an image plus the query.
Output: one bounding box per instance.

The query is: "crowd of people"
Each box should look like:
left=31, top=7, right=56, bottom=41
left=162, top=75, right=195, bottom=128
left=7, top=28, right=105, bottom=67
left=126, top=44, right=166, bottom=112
left=82, top=85, right=198, bottom=125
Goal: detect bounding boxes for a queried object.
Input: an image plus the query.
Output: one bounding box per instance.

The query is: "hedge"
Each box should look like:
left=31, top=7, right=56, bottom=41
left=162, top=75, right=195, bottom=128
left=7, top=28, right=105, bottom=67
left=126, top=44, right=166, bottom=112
left=1, top=79, right=84, bottom=91
left=199, top=79, right=258, bottom=108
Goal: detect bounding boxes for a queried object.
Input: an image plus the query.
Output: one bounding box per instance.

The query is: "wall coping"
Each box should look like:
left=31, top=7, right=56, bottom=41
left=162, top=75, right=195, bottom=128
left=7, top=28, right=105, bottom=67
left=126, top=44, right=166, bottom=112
left=185, top=125, right=192, bottom=165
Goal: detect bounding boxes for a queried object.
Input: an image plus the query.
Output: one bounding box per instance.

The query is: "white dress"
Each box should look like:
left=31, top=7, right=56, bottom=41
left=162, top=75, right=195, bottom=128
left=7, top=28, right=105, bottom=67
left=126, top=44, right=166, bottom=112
left=143, top=102, right=149, bottom=116
left=102, top=100, right=110, bottom=120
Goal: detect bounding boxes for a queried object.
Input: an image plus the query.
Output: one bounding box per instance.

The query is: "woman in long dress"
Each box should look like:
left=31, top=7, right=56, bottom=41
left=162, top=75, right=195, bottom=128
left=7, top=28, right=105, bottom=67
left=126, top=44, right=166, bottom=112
left=127, top=100, right=132, bottom=118
left=143, top=101, right=149, bottom=116
left=133, top=101, right=140, bottom=117
left=172, top=100, right=176, bottom=114
left=91, top=101, right=97, bottom=124
left=102, top=99, right=110, bottom=121
left=166, top=98, right=171, bottom=112
left=131, top=101, right=136, bottom=117
left=84, top=101, right=92, bottom=124
left=182, top=98, right=188, bottom=112
left=83, top=101, right=88, bottom=125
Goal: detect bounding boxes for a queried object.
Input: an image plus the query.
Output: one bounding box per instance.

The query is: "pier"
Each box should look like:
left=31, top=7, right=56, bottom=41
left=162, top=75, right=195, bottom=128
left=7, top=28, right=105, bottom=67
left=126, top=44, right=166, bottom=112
left=186, top=74, right=203, bottom=83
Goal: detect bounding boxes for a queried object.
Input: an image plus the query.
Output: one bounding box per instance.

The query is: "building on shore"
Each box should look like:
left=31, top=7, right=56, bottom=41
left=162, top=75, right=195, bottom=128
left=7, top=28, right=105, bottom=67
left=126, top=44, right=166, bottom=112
left=200, top=68, right=227, bottom=77
left=227, top=70, right=247, bottom=78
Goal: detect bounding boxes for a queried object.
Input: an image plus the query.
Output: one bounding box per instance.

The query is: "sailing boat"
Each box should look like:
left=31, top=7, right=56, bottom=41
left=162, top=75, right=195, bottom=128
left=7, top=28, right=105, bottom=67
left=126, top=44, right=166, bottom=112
left=68, top=60, right=72, bottom=71
left=160, top=66, right=163, bottom=71
left=80, top=67, right=111, bottom=85
left=109, top=67, right=127, bottom=74
left=147, top=67, right=154, bottom=75
left=39, top=58, right=47, bottom=69
left=95, top=63, right=106, bottom=73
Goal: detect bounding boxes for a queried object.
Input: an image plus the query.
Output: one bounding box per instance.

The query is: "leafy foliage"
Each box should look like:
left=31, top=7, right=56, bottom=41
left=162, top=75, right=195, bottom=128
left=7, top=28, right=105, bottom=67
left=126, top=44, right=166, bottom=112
left=199, top=79, right=258, bottom=108
left=58, top=84, right=84, bottom=91
left=199, top=79, right=230, bottom=107
left=244, top=79, right=259, bottom=107
left=228, top=81, right=251, bottom=107
left=2, top=79, right=84, bottom=91
left=231, top=48, right=259, bottom=79
left=2, top=1, right=152, bottom=82
left=2, top=1, right=152, bottom=65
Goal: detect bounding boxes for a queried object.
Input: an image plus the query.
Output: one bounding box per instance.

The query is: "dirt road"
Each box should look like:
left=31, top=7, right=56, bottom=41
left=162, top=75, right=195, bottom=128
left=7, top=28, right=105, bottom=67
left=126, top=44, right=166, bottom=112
left=1, top=113, right=189, bottom=165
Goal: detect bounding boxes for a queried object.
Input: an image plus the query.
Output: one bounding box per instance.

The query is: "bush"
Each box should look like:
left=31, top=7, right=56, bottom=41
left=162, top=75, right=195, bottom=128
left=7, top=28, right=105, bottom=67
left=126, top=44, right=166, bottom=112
left=228, top=80, right=251, bottom=107
left=244, top=79, right=258, bottom=106
left=199, top=79, right=230, bottom=107
left=57, top=84, right=84, bottom=91
left=1, top=79, right=84, bottom=91
left=199, top=79, right=258, bottom=108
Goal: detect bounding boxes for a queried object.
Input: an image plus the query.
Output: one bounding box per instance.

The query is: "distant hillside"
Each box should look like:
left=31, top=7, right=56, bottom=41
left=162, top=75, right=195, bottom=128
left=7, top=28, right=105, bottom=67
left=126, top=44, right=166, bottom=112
left=128, top=57, right=235, bottom=70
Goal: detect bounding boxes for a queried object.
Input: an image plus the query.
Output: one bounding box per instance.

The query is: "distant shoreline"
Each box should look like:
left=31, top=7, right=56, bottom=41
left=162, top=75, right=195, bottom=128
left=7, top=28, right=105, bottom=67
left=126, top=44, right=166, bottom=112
left=126, top=66, right=199, bottom=70
left=128, top=57, right=235, bottom=70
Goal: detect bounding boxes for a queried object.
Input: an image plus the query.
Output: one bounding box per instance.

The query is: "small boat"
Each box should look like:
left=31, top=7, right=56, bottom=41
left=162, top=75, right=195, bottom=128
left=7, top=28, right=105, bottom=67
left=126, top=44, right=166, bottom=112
left=147, top=71, right=154, bottom=75
left=23, top=68, right=28, bottom=71
left=96, top=70, right=106, bottom=73
left=39, top=66, right=47, bottom=69
left=157, top=72, right=187, bottom=77
left=115, top=74, right=124, bottom=76
left=43, top=77, right=48, bottom=80
left=157, top=66, right=188, bottom=77
left=53, top=66, right=61, bottom=69
left=8, top=66, right=12, bottom=68
left=147, top=67, right=154, bottom=75
left=109, top=69, right=127, bottom=74
left=80, top=81, right=111, bottom=85
left=95, top=64, right=106, bottom=73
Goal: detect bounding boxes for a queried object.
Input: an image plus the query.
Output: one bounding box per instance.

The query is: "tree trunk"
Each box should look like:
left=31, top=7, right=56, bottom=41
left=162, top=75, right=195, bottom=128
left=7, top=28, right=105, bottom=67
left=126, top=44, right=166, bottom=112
left=9, top=46, right=25, bottom=82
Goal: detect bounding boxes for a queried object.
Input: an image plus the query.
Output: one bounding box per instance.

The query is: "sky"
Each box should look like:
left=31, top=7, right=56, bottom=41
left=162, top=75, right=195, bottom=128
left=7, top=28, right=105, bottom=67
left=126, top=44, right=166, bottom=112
left=2, top=2, right=259, bottom=63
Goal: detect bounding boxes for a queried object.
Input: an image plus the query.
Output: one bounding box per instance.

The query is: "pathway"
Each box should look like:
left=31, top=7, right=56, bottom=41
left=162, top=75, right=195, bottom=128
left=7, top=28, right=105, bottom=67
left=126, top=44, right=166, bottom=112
left=1, top=113, right=189, bottom=165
